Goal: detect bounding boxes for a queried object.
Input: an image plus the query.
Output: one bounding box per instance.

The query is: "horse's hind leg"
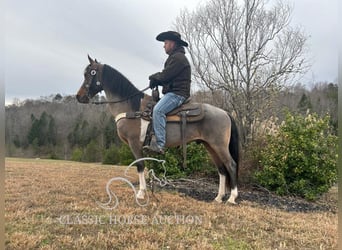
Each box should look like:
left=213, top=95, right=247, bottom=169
left=216, top=166, right=228, bottom=203
left=203, top=143, right=227, bottom=203
left=226, top=160, right=238, bottom=204
left=219, top=149, right=238, bottom=204
left=207, top=144, right=238, bottom=204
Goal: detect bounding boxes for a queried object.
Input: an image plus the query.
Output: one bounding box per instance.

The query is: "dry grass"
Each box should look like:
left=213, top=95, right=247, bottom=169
left=5, top=158, right=337, bottom=249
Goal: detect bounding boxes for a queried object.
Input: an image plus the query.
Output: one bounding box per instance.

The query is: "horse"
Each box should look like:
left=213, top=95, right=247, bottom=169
left=76, top=55, right=240, bottom=204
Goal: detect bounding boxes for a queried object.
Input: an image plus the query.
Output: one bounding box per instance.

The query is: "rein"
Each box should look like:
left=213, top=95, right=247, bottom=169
left=90, top=86, right=150, bottom=105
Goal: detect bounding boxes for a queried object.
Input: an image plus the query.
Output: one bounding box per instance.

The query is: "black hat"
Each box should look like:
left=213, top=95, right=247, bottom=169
left=156, top=31, right=188, bottom=47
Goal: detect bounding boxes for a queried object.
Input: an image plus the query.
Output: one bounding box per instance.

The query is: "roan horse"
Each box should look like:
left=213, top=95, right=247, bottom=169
left=76, top=55, right=240, bottom=204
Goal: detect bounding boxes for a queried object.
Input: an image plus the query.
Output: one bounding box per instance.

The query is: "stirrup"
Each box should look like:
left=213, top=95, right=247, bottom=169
left=143, top=139, right=164, bottom=154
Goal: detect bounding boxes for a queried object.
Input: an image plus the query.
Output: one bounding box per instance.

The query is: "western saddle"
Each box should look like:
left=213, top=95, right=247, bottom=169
left=115, top=88, right=204, bottom=168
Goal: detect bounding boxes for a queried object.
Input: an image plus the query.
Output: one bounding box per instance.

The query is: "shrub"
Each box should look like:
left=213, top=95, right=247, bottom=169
left=254, top=112, right=338, bottom=200
left=146, top=142, right=214, bottom=179
left=147, top=147, right=186, bottom=179
left=102, top=141, right=215, bottom=179
left=71, top=148, right=83, bottom=162
left=83, top=140, right=102, bottom=162
left=102, top=145, right=120, bottom=165
left=185, top=142, right=214, bottom=176
left=118, top=143, right=135, bottom=165
left=48, top=152, right=59, bottom=160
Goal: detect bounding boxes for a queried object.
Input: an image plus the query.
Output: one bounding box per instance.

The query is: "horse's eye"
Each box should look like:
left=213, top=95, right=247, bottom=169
left=90, top=70, right=96, bottom=76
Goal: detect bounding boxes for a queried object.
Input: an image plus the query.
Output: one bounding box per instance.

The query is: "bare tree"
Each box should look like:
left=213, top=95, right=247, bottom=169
left=175, top=0, right=310, bottom=144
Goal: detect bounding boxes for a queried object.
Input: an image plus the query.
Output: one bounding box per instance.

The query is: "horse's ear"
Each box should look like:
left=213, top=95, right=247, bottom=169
left=88, top=54, right=94, bottom=64
left=95, top=59, right=98, bottom=63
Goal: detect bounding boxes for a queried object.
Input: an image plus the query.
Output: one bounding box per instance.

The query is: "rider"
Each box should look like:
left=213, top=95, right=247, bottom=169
left=143, top=31, right=191, bottom=154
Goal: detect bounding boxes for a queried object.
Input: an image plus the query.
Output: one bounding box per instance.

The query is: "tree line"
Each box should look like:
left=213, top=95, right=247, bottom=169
left=5, top=95, right=122, bottom=161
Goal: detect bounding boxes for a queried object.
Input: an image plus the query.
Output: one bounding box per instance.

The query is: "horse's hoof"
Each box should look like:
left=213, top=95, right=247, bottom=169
left=214, top=197, right=223, bottom=204
left=136, top=190, right=145, bottom=200
left=226, top=198, right=237, bottom=205
left=226, top=188, right=238, bottom=205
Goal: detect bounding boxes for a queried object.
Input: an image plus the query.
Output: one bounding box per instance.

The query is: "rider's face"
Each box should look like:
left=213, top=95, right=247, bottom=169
left=163, top=40, right=176, bottom=54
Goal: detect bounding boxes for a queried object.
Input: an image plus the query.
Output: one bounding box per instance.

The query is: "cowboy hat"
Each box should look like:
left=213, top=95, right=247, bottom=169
left=156, top=31, right=188, bottom=47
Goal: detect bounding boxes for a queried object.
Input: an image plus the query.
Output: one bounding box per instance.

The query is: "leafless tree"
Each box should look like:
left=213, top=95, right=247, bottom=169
left=175, top=0, right=310, bottom=144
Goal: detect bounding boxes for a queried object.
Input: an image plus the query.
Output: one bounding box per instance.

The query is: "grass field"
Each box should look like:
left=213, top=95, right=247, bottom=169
left=5, top=158, right=337, bottom=249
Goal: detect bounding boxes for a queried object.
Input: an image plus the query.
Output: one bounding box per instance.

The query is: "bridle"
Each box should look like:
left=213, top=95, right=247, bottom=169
left=84, top=64, right=150, bottom=105
left=82, top=63, right=103, bottom=100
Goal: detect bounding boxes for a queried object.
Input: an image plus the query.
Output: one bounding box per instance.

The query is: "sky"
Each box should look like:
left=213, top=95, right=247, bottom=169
left=4, top=0, right=339, bottom=105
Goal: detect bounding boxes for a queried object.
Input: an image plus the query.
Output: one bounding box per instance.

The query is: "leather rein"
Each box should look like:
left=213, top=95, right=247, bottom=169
left=90, top=86, right=150, bottom=105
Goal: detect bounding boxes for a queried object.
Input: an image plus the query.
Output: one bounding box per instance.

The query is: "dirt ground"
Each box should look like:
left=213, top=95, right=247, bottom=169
left=5, top=158, right=337, bottom=249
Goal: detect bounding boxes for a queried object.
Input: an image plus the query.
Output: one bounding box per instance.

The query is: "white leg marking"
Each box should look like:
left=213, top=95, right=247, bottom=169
left=137, top=171, right=146, bottom=199
left=227, top=187, right=238, bottom=204
left=214, top=173, right=226, bottom=203
left=140, top=119, right=149, bottom=143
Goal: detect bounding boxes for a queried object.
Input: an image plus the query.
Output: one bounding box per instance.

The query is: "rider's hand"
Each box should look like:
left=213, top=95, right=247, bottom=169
left=149, top=79, right=158, bottom=89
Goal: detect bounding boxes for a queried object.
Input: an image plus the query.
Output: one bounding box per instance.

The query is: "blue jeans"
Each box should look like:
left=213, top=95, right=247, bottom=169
left=153, top=92, right=186, bottom=148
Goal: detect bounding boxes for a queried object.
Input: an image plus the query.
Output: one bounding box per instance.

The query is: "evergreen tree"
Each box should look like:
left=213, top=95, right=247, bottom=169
left=297, top=93, right=312, bottom=114
left=27, top=112, right=57, bottom=147
left=47, top=116, right=57, bottom=145
left=103, top=116, right=119, bottom=148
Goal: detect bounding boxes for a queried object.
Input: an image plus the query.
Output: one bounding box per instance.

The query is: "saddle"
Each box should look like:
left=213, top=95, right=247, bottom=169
left=115, top=88, right=204, bottom=169
left=166, top=101, right=204, bottom=123
left=114, top=99, right=204, bottom=123
left=142, top=99, right=203, bottom=169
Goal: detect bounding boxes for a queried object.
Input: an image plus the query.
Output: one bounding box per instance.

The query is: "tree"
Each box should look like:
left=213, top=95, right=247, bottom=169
left=175, top=0, right=310, bottom=144
left=47, top=116, right=57, bottom=146
left=27, top=114, right=41, bottom=146
left=27, top=112, right=57, bottom=147
left=103, top=116, right=120, bottom=148
left=297, top=93, right=312, bottom=114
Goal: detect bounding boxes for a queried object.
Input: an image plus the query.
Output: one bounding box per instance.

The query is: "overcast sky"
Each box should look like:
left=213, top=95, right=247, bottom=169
left=4, top=0, right=338, bottom=104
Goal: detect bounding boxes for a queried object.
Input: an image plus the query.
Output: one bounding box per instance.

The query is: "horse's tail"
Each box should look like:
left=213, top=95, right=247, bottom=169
left=228, top=114, right=239, bottom=181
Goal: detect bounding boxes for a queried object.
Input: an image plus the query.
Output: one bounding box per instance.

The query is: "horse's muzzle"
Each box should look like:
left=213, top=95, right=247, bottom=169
left=76, top=94, right=90, bottom=103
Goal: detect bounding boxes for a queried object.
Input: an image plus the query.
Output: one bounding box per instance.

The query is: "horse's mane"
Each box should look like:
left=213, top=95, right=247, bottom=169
left=102, top=64, right=144, bottom=111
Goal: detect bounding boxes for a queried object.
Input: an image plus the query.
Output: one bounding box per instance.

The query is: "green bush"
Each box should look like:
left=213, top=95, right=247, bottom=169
left=102, top=144, right=134, bottom=165
left=254, top=112, right=338, bottom=200
left=146, top=142, right=214, bottom=179
left=186, top=142, right=214, bottom=175
left=83, top=140, right=102, bottom=162
left=48, top=152, right=59, bottom=160
left=118, top=143, right=135, bottom=165
left=102, top=145, right=120, bottom=164
left=71, top=148, right=83, bottom=162
left=147, top=147, right=186, bottom=178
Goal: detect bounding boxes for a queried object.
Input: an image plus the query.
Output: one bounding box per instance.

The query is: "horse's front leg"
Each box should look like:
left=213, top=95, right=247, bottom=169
left=136, top=161, right=147, bottom=199
left=125, top=119, right=150, bottom=200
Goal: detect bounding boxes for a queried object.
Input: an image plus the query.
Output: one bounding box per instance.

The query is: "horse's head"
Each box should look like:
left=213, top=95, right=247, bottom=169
left=76, top=55, right=104, bottom=103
